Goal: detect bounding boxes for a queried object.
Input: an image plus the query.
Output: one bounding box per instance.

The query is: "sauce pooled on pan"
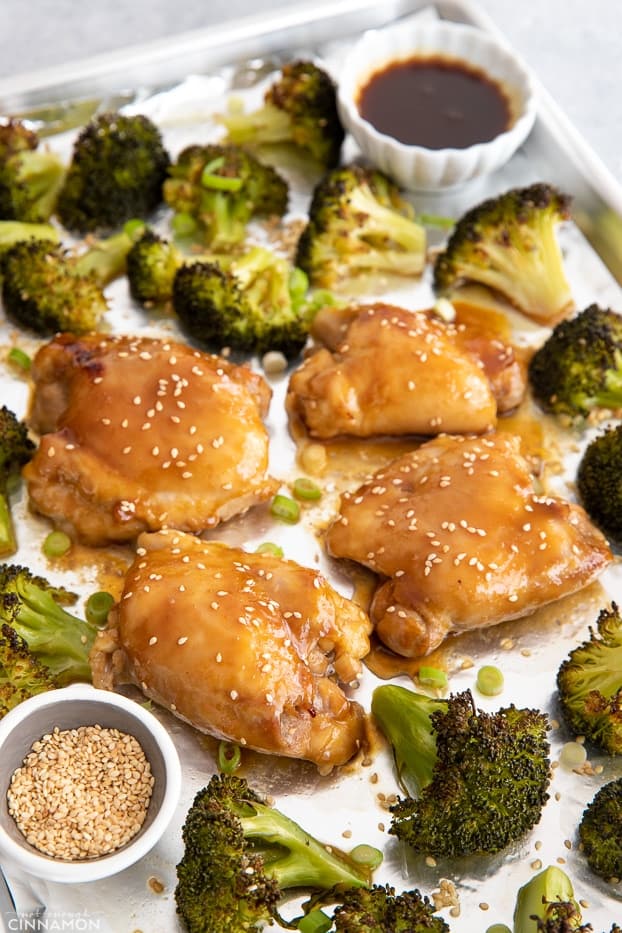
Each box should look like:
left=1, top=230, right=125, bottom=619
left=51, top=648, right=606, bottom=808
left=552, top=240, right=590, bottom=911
left=357, top=55, right=512, bottom=149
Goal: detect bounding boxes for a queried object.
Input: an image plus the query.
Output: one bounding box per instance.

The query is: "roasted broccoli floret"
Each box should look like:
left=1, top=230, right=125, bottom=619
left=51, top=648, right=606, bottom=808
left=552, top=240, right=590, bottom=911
left=513, top=865, right=588, bottom=932
left=0, top=621, right=56, bottom=718
left=295, top=163, right=426, bottom=287
left=576, top=424, right=622, bottom=546
left=175, top=772, right=373, bottom=933
left=371, top=685, right=551, bottom=858
left=308, top=884, right=450, bottom=932
left=126, top=228, right=186, bottom=305
left=0, top=564, right=98, bottom=683
left=0, top=406, right=35, bottom=558
left=163, top=143, right=288, bottom=249
left=579, top=778, right=622, bottom=882
left=1, top=220, right=144, bottom=334
left=556, top=603, right=622, bottom=754
left=433, top=183, right=573, bottom=324
left=221, top=60, right=344, bottom=170
left=0, top=118, right=66, bottom=223
left=56, top=111, right=170, bottom=233
left=172, top=245, right=330, bottom=358
left=528, top=305, right=622, bottom=417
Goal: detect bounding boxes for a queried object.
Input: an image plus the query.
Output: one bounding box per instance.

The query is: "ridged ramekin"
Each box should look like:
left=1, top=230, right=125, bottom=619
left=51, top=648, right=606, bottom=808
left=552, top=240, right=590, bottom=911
left=337, top=18, right=537, bottom=190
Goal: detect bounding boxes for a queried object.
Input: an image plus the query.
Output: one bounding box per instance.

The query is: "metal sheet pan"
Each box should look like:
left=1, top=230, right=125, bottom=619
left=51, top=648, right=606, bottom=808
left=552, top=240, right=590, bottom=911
left=1, top=1, right=622, bottom=930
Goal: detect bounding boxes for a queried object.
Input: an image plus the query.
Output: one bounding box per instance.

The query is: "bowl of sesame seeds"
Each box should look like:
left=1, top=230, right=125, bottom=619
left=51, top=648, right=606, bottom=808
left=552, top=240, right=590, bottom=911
left=0, top=683, right=182, bottom=883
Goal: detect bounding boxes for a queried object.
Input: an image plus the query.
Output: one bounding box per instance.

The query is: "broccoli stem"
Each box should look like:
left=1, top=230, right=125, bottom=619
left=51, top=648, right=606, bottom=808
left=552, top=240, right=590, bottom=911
left=371, top=685, right=445, bottom=795
left=0, top=492, right=16, bottom=558
left=513, top=865, right=582, bottom=932
left=224, top=104, right=293, bottom=147
left=239, top=803, right=370, bottom=891
left=74, top=222, right=145, bottom=286
left=0, top=220, right=60, bottom=253
left=349, top=187, right=426, bottom=256
left=13, top=150, right=66, bottom=222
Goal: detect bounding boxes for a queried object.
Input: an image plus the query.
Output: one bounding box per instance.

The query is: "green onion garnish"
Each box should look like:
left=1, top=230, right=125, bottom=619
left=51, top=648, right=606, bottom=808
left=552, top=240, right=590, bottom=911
left=85, top=591, right=115, bottom=626
left=292, top=477, right=322, bottom=501
left=476, top=665, right=505, bottom=696
left=255, top=541, right=284, bottom=558
left=218, top=741, right=242, bottom=774
left=349, top=843, right=384, bottom=870
left=297, top=910, right=333, bottom=933
left=418, top=666, right=448, bottom=689
left=270, top=494, right=300, bottom=524
left=42, top=530, right=72, bottom=558
left=7, top=347, right=31, bottom=371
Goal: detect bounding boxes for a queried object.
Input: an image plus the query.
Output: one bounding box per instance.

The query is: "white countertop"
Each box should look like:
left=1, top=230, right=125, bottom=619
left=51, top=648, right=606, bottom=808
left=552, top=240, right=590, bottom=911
left=0, top=0, right=620, bottom=185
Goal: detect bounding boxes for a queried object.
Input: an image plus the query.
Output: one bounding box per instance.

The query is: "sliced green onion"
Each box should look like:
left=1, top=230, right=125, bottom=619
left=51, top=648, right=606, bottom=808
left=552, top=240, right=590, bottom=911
left=559, top=741, right=587, bottom=770
left=85, top=591, right=115, bottom=626
left=292, top=477, right=322, bottom=501
left=171, top=212, right=198, bottom=238
left=201, top=157, right=243, bottom=192
left=255, top=541, right=284, bottom=558
left=218, top=741, right=242, bottom=774
left=42, top=530, right=72, bottom=558
left=123, top=218, right=146, bottom=239
left=270, top=494, right=300, bottom=524
left=7, top=347, right=31, bottom=371
left=418, top=666, right=448, bottom=689
left=418, top=212, right=455, bottom=229
left=349, top=843, right=383, bottom=870
left=297, top=910, right=332, bottom=933
left=486, top=925, right=511, bottom=933
left=476, top=665, right=505, bottom=696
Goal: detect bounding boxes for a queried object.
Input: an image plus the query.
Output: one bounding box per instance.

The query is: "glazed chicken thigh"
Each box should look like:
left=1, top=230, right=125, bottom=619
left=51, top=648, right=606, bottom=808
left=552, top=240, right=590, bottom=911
left=24, top=333, right=278, bottom=545
left=286, top=303, right=525, bottom=439
left=326, top=432, right=612, bottom=657
left=90, top=530, right=371, bottom=769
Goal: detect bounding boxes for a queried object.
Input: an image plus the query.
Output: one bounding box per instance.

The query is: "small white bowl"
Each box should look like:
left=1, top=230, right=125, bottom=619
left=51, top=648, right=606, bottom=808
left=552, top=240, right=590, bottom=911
left=337, top=18, right=537, bottom=191
left=0, top=684, right=182, bottom=883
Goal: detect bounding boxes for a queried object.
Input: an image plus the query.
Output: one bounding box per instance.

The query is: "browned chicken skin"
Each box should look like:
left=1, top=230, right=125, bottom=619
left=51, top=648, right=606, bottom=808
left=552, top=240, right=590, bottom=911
left=24, top=334, right=278, bottom=545
left=325, top=432, right=612, bottom=658
left=286, top=303, right=525, bottom=439
left=90, top=530, right=372, bottom=770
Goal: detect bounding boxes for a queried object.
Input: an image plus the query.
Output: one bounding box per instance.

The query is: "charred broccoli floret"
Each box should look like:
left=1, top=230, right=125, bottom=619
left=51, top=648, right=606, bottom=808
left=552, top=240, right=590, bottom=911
left=0, top=219, right=60, bottom=254
left=556, top=603, right=622, bottom=754
left=56, top=111, right=170, bottom=233
left=305, top=884, right=450, bottom=932
left=295, top=163, right=426, bottom=287
left=433, top=183, right=573, bottom=324
left=528, top=305, right=622, bottom=417
left=126, top=228, right=186, bottom=305
left=221, top=60, right=344, bottom=170
left=1, top=219, right=144, bottom=334
left=0, top=118, right=66, bottom=223
left=576, top=424, right=622, bottom=546
left=175, top=772, right=374, bottom=933
left=513, top=865, right=588, bottom=932
left=0, top=622, right=56, bottom=718
left=0, top=406, right=35, bottom=558
left=0, top=564, right=98, bottom=683
left=579, top=778, right=622, bottom=883
left=163, top=143, right=288, bottom=249
left=172, top=245, right=330, bottom=358
left=371, top=685, right=551, bottom=858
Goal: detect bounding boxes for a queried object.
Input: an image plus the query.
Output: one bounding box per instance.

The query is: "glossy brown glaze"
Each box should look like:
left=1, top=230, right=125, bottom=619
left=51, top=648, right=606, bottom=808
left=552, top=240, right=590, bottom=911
left=357, top=55, right=511, bottom=149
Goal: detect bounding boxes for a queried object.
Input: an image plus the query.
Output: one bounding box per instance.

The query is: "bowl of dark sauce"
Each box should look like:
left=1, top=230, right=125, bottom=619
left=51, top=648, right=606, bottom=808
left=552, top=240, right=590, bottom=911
left=337, top=18, right=536, bottom=190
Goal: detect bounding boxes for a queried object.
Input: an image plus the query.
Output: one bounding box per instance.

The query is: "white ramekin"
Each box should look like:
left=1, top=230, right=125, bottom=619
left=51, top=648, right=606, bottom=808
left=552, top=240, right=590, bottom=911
left=337, top=18, right=537, bottom=190
left=0, top=684, right=181, bottom=883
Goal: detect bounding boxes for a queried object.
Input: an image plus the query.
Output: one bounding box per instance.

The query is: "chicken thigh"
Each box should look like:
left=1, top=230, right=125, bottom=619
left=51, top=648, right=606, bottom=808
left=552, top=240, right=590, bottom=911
left=24, top=333, right=278, bottom=545
left=326, top=432, right=612, bottom=657
left=286, top=303, right=525, bottom=439
left=90, top=530, right=372, bottom=769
